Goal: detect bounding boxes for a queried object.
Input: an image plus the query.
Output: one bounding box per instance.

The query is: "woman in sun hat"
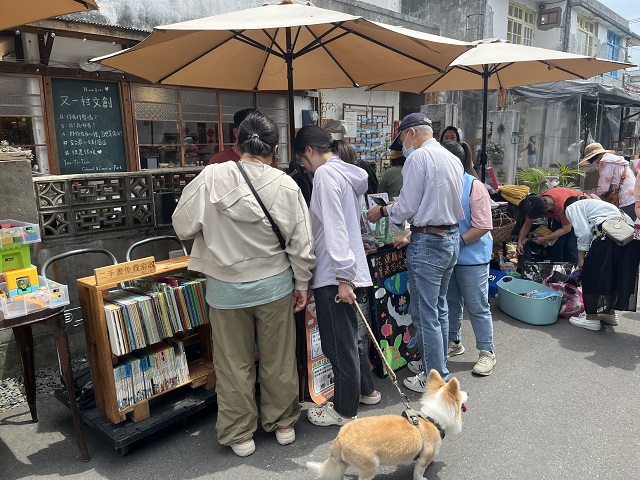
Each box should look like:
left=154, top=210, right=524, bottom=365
left=579, top=142, right=636, bottom=219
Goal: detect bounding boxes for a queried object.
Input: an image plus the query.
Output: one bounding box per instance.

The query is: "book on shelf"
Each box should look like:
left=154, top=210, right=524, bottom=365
left=113, top=339, right=190, bottom=409
left=102, top=276, right=208, bottom=356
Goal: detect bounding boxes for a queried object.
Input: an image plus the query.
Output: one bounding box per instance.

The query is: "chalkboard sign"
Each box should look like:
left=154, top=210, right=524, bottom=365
left=52, top=78, right=126, bottom=174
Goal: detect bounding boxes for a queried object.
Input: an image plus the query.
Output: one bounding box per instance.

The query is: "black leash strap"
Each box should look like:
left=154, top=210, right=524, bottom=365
left=235, top=161, right=286, bottom=250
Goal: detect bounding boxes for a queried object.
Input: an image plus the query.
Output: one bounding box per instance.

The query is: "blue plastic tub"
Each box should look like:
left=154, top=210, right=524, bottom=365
left=496, top=276, right=562, bottom=326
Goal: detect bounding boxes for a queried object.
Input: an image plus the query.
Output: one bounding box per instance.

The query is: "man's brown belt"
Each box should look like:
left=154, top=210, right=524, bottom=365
left=410, top=224, right=457, bottom=236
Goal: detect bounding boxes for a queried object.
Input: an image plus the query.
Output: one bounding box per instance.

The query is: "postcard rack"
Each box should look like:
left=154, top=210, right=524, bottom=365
left=77, top=256, right=215, bottom=425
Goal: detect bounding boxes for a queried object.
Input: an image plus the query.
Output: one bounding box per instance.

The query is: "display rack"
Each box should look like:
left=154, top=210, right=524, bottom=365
left=77, top=257, right=215, bottom=425
left=343, top=104, right=394, bottom=176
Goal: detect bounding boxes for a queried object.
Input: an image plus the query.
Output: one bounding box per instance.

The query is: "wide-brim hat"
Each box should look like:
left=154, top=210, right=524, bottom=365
left=390, top=113, right=432, bottom=150
left=578, top=142, right=613, bottom=166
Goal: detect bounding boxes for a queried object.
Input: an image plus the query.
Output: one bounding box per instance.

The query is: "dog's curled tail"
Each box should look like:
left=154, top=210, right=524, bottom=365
left=306, top=450, right=348, bottom=480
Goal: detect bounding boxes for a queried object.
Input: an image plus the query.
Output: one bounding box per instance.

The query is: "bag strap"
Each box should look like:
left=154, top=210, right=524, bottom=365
left=235, top=161, right=286, bottom=250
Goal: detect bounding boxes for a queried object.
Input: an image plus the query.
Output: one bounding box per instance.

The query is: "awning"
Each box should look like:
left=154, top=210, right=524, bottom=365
left=513, top=80, right=640, bottom=107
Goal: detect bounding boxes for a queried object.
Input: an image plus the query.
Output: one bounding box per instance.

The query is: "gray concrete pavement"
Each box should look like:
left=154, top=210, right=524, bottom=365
left=2, top=299, right=640, bottom=479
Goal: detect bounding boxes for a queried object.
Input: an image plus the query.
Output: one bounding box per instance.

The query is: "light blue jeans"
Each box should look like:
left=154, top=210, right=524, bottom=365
left=447, top=264, right=494, bottom=352
left=406, top=229, right=460, bottom=380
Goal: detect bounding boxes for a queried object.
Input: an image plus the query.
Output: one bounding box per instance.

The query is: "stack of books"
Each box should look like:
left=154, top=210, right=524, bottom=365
left=103, top=274, right=207, bottom=356
left=113, top=338, right=189, bottom=409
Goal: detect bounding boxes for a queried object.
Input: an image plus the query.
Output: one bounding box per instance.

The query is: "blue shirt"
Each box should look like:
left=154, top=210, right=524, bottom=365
left=206, top=268, right=293, bottom=309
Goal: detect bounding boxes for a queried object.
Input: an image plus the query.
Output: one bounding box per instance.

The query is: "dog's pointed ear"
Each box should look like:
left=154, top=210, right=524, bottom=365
left=428, top=369, right=445, bottom=387
left=445, top=376, right=461, bottom=397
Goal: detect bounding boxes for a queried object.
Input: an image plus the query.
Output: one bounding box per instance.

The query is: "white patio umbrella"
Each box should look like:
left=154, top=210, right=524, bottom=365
left=0, top=0, right=98, bottom=31
left=369, top=39, right=633, bottom=180
left=92, top=0, right=471, bottom=159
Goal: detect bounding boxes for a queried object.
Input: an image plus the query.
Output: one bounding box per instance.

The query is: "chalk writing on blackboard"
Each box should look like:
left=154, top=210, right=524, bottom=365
left=52, top=79, right=126, bottom=175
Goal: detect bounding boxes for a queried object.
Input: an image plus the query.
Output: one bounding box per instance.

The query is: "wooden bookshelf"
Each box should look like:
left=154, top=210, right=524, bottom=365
left=77, top=256, right=215, bottom=425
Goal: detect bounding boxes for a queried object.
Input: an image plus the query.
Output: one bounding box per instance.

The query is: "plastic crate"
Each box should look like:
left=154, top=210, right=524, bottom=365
left=496, top=276, right=562, bottom=326
left=0, top=219, right=41, bottom=248
left=0, top=275, right=69, bottom=319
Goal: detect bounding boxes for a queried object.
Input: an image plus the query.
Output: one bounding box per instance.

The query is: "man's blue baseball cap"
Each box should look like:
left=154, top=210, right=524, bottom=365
left=390, top=113, right=432, bottom=150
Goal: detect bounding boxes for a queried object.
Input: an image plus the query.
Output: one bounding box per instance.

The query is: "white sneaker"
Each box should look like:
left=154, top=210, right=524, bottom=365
left=448, top=341, right=465, bottom=357
left=275, top=427, right=295, bottom=445
left=307, top=402, right=356, bottom=427
left=230, top=438, right=255, bottom=457
left=472, top=350, right=496, bottom=376
left=359, top=390, right=382, bottom=405
left=407, top=360, right=423, bottom=375
left=599, top=312, right=619, bottom=326
left=403, top=372, right=427, bottom=393
left=569, top=313, right=601, bottom=331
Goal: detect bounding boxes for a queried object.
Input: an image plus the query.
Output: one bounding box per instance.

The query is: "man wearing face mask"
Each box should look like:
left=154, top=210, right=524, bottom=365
left=366, top=113, right=464, bottom=392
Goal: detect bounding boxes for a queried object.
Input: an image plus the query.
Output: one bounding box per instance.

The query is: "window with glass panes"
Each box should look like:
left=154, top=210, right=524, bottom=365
left=508, top=2, right=535, bottom=46
left=133, top=86, right=288, bottom=168
left=257, top=94, right=289, bottom=166
left=576, top=16, right=596, bottom=56
left=605, top=31, right=621, bottom=78
left=0, top=75, right=48, bottom=173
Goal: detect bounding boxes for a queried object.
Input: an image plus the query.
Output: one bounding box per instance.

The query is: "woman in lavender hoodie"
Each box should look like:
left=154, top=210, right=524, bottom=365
left=294, top=125, right=380, bottom=426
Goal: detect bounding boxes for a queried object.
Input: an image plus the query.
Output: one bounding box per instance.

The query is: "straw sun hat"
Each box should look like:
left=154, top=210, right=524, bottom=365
left=578, top=142, right=614, bottom=166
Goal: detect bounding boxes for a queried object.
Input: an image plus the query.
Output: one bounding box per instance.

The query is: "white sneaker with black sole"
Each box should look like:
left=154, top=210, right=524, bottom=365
left=407, top=360, right=423, bottom=375
left=403, top=372, right=427, bottom=393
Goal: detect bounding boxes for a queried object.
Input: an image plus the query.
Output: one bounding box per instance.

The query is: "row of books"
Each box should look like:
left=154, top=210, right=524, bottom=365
left=104, top=273, right=208, bottom=356
left=114, top=339, right=189, bottom=410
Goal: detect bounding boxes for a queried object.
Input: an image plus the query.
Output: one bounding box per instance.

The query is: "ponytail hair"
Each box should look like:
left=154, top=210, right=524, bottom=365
left=294, top=125, right=355, bottom=163
left=237, top=111, right=279, bottom=158
left=332, top=139, right=356, bottom=164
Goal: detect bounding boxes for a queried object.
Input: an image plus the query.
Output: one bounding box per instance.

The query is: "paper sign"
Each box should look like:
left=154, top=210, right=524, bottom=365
left=344, top=110, right=358, bottom=138
left=305, top=293, right=335, bottom=404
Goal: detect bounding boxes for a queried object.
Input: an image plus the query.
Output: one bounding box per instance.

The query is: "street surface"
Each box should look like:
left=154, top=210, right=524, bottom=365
left=2, top=298, right=640, bottom=479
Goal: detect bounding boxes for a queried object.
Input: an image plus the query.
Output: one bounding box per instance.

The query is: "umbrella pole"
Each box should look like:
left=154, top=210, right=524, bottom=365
left=481, top=67, right=489, bottom=183
left=286, top=27, right=296, bottom=167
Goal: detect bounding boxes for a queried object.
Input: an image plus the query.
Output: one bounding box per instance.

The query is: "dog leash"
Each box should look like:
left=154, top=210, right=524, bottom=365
left=335, top=294, right=412, bottom=411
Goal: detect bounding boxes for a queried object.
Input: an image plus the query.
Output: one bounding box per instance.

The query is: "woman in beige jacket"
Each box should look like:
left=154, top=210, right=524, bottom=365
left=172, top=111, right=315, bottom=457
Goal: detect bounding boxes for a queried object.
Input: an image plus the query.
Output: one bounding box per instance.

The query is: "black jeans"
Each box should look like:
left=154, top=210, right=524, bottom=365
left=314, top=285, right=375, bottom=418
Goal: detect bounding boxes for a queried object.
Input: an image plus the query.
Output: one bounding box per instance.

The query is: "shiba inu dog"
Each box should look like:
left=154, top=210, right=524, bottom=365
left=307, top=370, right=467, bottom=480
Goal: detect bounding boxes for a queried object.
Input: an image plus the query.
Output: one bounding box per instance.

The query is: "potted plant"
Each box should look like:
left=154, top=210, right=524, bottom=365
left=486, top=140, right=505, bottom=164
left=516, top=163, right=584, bottom=193
left=0, top=140, right=34, bottom=162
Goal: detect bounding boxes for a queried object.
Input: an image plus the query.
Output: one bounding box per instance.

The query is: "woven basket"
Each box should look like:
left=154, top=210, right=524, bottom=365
left=492, top=210, right=516, bottom=244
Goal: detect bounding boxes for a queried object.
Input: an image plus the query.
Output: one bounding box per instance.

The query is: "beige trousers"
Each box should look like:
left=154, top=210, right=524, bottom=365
left=209, top=293, right=300, bottom=445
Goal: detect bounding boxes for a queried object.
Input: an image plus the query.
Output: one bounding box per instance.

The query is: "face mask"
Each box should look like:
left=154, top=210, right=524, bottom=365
left=402, top=131, right=415, bottom=158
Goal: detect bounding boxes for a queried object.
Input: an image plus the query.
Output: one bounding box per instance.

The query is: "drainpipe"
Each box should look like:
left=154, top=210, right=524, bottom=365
left=562, top=0, right=572, bottom=52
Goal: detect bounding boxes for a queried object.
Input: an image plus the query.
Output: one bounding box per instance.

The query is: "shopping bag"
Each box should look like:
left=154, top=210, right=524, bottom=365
left=633, top=221, right=640, bottom=241
left=543, top=274, right=584, bottom=318
left=521, top=261, right=577, bottom=284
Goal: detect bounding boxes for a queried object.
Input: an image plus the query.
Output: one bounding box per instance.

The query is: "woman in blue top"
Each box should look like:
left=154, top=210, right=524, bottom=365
left=442, top=141, right=496, bottom=376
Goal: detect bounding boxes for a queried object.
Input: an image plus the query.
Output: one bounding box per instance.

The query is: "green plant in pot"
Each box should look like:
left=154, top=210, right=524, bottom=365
left=516, top=163, right=583, bottom=193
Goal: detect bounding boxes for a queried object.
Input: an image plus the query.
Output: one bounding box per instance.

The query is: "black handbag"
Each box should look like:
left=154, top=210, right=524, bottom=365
left=235, top=161, right=286, bottom=250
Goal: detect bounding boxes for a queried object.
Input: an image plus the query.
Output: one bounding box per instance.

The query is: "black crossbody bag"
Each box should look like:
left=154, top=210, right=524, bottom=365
left=235, top=161, right=286, bottom=250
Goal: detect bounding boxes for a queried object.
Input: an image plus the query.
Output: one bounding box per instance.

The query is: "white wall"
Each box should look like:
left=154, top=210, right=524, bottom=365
left=361, top=0, right=401, bottom=12
left=487, top=0, right=510, bottom=40
left=319, top=88, right=400, bottom=123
